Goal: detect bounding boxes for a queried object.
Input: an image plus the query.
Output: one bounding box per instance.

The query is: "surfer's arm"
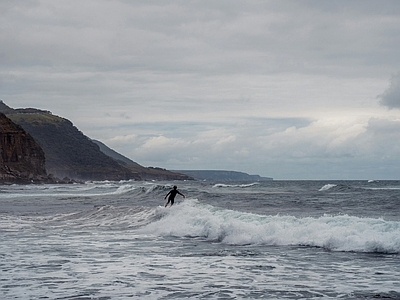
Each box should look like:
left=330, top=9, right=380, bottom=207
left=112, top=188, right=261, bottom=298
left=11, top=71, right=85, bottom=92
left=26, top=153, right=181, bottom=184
left=164, top=191, right=171, bottom=199
left=178, top=191, right=185, bottom=198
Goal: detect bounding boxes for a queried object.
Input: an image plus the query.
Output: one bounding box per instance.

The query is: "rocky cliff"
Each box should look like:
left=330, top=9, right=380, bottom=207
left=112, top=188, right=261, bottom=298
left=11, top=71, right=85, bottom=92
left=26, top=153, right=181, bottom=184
left=0, top=113, right=48, bottom=183
left=0, top=101, right=191, bottom=181
left=7, top=112, right=138, bottom=181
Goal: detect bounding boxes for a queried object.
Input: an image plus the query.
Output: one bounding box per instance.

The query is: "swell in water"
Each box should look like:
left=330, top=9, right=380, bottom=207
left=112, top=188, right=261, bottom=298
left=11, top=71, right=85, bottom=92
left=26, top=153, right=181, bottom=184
left=3, top=197, right=398, bottom=254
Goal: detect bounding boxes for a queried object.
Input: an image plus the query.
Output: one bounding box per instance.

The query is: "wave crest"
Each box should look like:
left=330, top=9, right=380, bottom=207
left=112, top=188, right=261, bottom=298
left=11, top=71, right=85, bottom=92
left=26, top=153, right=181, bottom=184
left=213, top=182, right=259, bottom=188
left=143, top=200, right=400, bottom=254
left=319, top=184, right=337, bottom=191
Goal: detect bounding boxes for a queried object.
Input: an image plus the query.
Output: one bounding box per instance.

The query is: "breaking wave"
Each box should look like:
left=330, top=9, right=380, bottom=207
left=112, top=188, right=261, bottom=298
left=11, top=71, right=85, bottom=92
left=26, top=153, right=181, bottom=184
left=2, top=198, right=399, bottom=254
left=0, top=182, right=138, bottom=199
left=319, top=184, right=337, bottom=191
left=144, top=199, right=400, bottom=254
left=213, top=182, right=259, bottom=188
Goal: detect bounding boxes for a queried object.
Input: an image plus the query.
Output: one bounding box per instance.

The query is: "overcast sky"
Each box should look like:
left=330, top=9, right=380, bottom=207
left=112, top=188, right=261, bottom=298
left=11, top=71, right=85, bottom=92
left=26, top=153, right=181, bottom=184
left=1, top=0, right=400, bottom=179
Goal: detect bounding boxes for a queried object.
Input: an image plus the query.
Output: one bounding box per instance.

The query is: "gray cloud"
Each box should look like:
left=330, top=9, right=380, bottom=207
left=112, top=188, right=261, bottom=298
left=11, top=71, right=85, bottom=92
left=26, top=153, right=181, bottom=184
left=1, top=1, right=400, bottom=179
left=379, top=74, right=400, bottom=109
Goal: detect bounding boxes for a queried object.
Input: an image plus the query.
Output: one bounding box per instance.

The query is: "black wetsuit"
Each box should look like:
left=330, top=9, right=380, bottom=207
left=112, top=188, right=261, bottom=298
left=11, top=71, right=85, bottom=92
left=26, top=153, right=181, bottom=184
left=165, top=188, right=184, bottom=206
left=166, top=190, right=178, bottom=205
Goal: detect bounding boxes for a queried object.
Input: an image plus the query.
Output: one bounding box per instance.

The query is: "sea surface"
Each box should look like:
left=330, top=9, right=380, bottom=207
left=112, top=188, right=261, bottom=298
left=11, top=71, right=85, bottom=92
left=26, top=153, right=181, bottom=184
left=1, top=180, right=399, bottom=299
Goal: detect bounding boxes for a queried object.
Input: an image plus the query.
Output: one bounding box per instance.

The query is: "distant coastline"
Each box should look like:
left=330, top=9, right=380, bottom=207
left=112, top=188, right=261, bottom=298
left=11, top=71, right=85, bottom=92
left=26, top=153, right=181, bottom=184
left=173, top=170, right=273, bottom=181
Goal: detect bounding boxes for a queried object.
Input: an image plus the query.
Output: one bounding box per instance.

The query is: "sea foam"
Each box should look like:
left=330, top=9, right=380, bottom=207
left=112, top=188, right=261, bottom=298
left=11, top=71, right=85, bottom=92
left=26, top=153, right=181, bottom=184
left=143, top=199, right=400, bottom=254
left=213, top=182, right=259, bottom=188
left=318, top=184, right=337, bottom=191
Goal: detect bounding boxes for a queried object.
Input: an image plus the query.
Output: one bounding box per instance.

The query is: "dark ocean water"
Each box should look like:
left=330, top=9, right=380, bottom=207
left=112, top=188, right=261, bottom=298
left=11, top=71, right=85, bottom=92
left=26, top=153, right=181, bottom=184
left=1, top=180, right=399, bottom=299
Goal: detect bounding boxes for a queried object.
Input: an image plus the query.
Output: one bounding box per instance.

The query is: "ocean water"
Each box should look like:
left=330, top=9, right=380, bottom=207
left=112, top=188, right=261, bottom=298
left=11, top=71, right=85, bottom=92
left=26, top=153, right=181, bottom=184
left=1, top=180, right=399, bottom=299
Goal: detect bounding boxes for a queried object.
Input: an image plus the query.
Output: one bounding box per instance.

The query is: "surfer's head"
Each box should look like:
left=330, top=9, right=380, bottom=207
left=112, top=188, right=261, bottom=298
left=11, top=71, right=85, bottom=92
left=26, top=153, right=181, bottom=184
left=173, top=185, right=177, bottom=189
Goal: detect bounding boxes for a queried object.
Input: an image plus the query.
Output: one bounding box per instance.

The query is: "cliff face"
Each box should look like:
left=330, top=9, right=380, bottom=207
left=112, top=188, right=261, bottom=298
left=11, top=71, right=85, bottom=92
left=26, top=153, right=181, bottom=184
left=0, top=113, right=47, bottom=183
left=0, top=101, right=191, bottom=182
left=7, top=112, right=139, bottom=181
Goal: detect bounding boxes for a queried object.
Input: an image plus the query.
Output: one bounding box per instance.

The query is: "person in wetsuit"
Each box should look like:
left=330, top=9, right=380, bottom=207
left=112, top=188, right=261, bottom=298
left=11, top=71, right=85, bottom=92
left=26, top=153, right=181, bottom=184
left=164, top=185, right=185, bottom=207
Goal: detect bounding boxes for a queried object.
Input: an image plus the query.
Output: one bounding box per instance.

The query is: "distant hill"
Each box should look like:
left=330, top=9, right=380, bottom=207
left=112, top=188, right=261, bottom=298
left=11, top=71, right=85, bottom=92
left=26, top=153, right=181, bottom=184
left=0, top=101, right=191, bottom=181
left=173, top=170, right=273, bottom=181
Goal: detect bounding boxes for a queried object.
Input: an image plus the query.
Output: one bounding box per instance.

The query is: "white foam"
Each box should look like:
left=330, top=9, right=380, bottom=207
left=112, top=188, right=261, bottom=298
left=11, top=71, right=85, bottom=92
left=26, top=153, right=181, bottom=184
left=319, top=184, right=337, bottom=191
left=0, top=182, right=137, bottom=199
left=142, top=199, right=400, bottom=253
left=213, top=182, right=259, bottom=188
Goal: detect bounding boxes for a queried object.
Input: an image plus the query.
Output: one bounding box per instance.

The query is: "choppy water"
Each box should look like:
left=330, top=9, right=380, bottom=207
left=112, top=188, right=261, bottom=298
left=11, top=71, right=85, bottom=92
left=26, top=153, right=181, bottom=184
left=1, top=180, right=399, bottom=299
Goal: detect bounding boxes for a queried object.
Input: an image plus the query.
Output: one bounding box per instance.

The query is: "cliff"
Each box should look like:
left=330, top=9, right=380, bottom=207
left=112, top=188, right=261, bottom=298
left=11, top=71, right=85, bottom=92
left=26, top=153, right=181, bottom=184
left=0, top=101, right=191, bottom=181
left=0, top=113, right=48, bottom=183
left=7, top=112, right=138, bottom=181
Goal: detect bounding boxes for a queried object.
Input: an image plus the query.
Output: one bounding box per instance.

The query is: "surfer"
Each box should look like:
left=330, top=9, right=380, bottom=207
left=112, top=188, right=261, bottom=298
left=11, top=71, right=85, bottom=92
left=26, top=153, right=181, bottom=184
left=164, top=185, right=185, bottom=207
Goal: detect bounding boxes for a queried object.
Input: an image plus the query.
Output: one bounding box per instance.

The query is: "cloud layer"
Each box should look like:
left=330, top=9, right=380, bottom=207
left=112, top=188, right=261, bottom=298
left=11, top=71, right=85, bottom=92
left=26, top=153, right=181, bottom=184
left=1, top=0, right=400, bottom=179
left=379, top=74, right=400, bottom=109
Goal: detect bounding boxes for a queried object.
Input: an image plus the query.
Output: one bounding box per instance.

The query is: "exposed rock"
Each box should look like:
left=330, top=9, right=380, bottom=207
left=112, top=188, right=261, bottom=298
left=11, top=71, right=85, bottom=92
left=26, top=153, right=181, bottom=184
left=0, top=112, right=48, bottom=183
left=7, top=112, right=139, bottom=181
